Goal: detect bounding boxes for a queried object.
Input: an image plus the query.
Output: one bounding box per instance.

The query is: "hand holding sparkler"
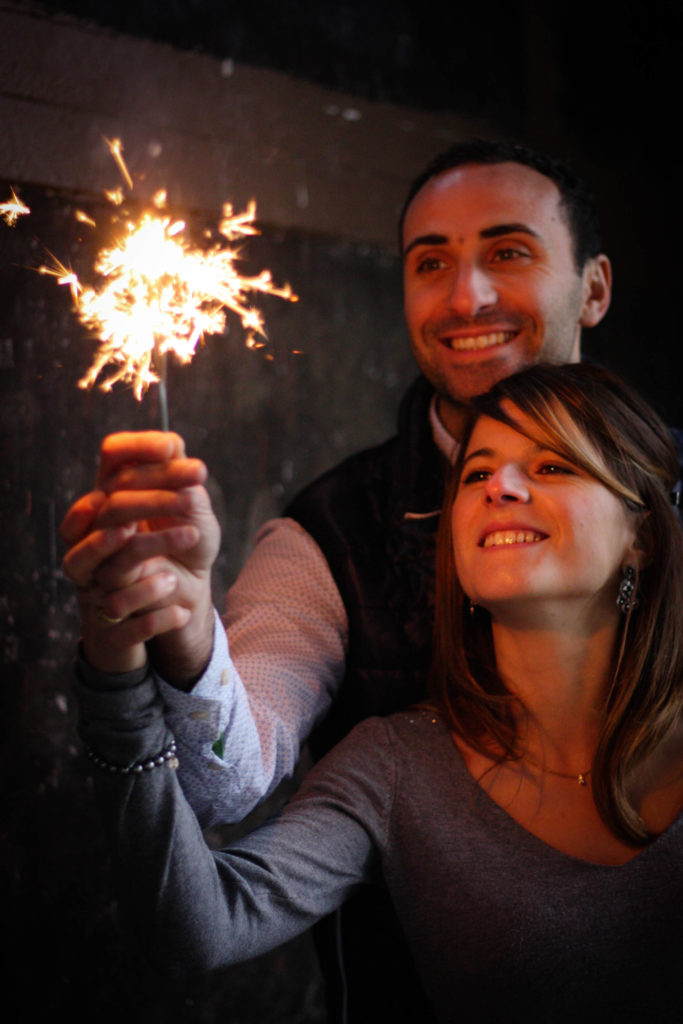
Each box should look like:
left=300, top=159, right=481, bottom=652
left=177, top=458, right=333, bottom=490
left=61, top=431, right=220, bottom=681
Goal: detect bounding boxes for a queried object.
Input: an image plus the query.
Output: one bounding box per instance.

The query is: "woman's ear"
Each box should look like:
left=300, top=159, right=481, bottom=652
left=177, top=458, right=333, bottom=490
left=624, top=511, right=652, bottom=571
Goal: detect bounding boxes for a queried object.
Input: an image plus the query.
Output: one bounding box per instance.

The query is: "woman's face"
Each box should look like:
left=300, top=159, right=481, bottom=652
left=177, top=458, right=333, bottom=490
left=451, top=404, right=640, bottom=624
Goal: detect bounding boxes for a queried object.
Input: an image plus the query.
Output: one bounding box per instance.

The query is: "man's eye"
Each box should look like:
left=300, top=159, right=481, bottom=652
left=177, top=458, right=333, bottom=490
left=416, top=255, right=447, bottom=273
left=491, top=247, right=528, bottom=263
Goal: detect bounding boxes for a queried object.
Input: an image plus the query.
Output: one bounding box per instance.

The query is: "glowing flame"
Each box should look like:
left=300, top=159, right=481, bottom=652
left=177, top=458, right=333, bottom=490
left=104, top=136, right=134, bottom=190
left=39, top=250, right=83, bottom=305
left=40, top=139, right=297, bottom=404
left=1, top=188, right=30, bottom=226
left=76, top=207, right=296, bottom=399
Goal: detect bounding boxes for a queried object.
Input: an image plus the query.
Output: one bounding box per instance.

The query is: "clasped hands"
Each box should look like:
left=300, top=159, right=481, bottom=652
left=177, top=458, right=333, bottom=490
left=61, top=432, right=220, bottom=683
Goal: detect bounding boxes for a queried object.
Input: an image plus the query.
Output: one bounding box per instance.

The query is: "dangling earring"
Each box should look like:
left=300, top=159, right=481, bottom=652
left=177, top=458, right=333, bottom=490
left=617, top=565, right=638, bottom=614
left=469, top=599, right=476, bottom=616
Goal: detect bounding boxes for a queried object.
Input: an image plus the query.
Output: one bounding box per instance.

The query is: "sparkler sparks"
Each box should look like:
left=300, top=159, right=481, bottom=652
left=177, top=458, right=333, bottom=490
left=1, top=188, right=30, bottom=226
left=39, top=138, right=297, bottom=426
left=75, top=206, right=296, bottom=402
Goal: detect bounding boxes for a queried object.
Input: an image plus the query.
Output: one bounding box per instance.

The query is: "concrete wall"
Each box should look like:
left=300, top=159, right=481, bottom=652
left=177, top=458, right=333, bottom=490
left=0, top=4, right=485, bottom=1020
left=0, top=2, right=488, bottom=245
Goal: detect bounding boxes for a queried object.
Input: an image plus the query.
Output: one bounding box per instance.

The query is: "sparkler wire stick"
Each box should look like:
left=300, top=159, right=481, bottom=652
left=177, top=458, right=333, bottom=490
left=156, top=348, right=169, bottom=432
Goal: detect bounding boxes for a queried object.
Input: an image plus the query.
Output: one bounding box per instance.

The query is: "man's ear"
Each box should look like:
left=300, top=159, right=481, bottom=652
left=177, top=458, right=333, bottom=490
left=579, top=254, right=612, bottom=328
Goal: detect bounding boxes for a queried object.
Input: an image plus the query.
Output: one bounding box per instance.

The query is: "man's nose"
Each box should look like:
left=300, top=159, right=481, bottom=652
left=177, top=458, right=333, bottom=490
left=446, top=263, right=497, bottom=316
left=484, top=464, right=531, bottom=504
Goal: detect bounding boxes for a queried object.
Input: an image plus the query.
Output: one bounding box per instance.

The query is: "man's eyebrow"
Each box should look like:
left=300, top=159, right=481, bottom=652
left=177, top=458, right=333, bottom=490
left=402, top=233, right=448, bottom=259
left=479, top=223, right=540, bottom=241
left=403, top=223, right=541, bottom=260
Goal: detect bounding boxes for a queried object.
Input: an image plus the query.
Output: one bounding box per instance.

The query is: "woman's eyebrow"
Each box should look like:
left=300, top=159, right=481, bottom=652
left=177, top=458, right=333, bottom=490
left=461, top=447, right=494, bottom=466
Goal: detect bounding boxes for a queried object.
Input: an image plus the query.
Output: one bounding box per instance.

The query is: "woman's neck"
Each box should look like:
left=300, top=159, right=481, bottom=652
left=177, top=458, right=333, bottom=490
left=490, top=615, right=619, bottom=771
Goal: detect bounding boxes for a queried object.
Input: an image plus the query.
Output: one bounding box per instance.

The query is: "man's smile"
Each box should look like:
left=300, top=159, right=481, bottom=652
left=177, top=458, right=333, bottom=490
left=440, top=329, right=517, bottom=352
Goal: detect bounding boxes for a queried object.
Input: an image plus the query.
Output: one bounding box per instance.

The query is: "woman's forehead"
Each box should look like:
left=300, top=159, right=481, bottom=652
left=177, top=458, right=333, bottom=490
left=465, top=400, right=603, bottom=470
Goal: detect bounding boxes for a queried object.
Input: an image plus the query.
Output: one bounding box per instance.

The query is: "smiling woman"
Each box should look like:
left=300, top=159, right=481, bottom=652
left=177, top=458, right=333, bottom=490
left=451, top=410, right=640, bottom=620
left=70, top=362, right=683, bottom=1022
left=433, top=361, right=683, bottom=852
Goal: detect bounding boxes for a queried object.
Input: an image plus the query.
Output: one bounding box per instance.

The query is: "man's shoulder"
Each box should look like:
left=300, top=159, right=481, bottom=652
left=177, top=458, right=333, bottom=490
left=284, top=375, right=437, bottom=516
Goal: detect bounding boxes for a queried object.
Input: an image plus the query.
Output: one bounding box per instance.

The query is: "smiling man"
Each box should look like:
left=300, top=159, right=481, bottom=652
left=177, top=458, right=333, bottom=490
left=64, top=141, right=674, bottom=1024
left=401, top=154, right=611, bottom=437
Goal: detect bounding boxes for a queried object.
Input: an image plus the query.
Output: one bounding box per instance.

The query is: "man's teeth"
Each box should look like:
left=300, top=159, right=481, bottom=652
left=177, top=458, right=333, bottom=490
left=448, top=331, right=513, bottom=351
left=482, top=530, right=544, bottom=548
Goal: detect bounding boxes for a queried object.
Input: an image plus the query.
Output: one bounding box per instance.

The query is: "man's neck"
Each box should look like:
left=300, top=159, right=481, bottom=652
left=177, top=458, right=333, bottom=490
left=435, top=394, right=469, bottom=446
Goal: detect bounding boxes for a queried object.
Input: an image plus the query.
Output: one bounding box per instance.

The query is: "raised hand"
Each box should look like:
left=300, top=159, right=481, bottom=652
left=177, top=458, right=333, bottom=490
left=61, top=432, right=221, bottom=684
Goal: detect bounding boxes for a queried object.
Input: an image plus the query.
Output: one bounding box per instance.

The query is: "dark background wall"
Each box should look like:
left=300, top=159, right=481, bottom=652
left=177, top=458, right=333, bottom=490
left=1, top=1, right=681, bottom=1020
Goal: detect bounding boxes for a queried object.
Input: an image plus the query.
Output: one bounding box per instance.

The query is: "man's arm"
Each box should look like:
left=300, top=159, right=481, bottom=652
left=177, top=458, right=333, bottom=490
left=160, top=517, right=348, bottom=826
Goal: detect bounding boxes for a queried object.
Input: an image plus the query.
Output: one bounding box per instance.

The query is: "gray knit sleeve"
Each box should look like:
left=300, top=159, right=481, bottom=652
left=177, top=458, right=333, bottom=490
left=73, top=660, right=395, bottom=977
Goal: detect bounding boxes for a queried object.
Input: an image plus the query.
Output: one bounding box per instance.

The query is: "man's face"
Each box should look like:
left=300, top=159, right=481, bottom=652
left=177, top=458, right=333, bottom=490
left=402, top=162, right=605, bottom=436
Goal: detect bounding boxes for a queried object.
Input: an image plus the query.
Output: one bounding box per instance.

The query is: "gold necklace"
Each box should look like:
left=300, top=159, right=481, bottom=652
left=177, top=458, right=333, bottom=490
left=522, top=753, right=592, bottom=786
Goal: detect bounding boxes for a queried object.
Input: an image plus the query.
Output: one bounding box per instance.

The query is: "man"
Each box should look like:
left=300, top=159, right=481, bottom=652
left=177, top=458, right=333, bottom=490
left=63, top=140, right=623, bottom=1020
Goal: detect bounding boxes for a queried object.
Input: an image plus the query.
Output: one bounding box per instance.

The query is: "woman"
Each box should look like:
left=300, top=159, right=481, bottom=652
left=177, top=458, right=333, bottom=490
left=72, top=363, right=683, bottom=1022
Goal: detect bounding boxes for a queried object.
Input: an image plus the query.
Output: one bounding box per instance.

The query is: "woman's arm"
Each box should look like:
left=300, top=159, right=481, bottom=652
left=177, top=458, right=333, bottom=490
left=74, top=659, right=390, bottom=976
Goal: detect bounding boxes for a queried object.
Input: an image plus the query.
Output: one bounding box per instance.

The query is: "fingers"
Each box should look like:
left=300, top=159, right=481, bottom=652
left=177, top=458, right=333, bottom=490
left=92, top=484, right=214, bottom=535
left=96, top=431, right=186, bottom=487
left=61, top=432, right=196, bottom=547
left=101, top=457, right=207, bottom=495
left=92, top=527, right=200, bottom=591
left=80, top=586, right=193, bottom=676
left=63, top=524, right=139, bottom=590
left=91, top=568, right=181, bottom=625
left=60, top=490, right=108, bottom=547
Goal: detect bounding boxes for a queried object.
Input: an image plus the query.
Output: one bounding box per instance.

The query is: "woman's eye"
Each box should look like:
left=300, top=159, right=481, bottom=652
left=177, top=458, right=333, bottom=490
left=537, top=462, right=574, bottom=475
left=462, top=468, right=491, bottom=484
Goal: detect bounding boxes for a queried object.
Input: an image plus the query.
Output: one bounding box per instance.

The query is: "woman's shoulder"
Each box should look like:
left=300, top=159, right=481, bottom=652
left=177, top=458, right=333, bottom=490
left=347, top=706, right=449, bottom=746
left=311, top=707, right=451, bottom=780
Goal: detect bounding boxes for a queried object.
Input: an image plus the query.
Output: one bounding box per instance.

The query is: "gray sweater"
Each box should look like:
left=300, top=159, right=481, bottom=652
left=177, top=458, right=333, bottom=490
left=74, top=661, right=682, bottom=1023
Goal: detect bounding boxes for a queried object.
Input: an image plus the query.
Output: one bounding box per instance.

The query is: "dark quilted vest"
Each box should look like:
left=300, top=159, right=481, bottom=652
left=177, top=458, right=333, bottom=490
left=285, top=375, right=445, bottom=762
left=284, top=376, right=444, bottom=1024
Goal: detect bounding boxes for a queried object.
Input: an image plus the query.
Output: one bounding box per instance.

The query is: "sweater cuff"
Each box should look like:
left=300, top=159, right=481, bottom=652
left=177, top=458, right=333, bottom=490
left=73, top=651, right=170, bottom=766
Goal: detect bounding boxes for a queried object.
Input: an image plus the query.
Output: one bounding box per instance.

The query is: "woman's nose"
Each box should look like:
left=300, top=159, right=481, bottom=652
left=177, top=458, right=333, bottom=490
left=484, top=464, right=531, bottom=504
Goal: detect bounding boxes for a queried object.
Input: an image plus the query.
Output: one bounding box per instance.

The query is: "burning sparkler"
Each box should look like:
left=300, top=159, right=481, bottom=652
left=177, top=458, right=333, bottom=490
left=41, top=138, right=297, bottom=429
left=1, top=188, right=30, bottom=226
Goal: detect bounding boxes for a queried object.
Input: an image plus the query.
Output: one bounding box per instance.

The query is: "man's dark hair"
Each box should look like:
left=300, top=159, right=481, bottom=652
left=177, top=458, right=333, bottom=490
left=399, top=138, right=602, bottom=270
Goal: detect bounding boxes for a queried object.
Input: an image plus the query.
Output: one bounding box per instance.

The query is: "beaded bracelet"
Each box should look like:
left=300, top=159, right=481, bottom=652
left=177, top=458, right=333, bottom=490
left=84, top=739, right=179, bottom=775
